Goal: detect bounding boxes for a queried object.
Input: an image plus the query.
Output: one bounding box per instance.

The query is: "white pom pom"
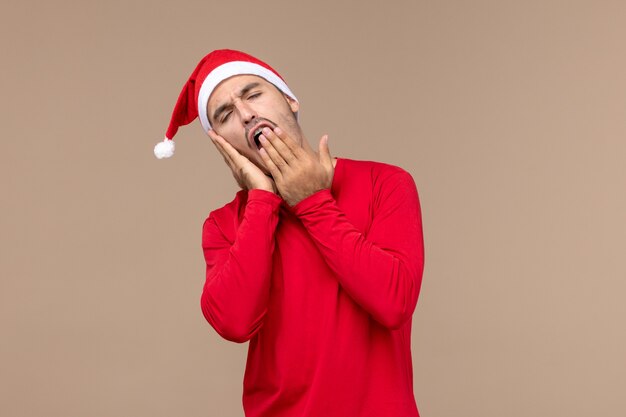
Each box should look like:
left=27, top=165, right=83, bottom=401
left=154, top=138, right=175, bottom=159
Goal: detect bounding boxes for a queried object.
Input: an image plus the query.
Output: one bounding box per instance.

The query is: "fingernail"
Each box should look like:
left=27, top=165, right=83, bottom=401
left=262, top=127, right=271, bottom=135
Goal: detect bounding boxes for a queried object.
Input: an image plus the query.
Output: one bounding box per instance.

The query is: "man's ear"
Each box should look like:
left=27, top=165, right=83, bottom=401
left=284, top=94, right=299, bottom=113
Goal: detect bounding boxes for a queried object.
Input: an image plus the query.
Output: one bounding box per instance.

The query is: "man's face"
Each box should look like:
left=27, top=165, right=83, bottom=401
left=206, top=74, right=301, bottom=175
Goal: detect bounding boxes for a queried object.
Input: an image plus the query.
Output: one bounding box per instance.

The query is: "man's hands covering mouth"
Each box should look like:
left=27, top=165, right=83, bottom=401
left=208, top=129, right=277, bottom=194
left=208, top=126, right=334, bottom=206
left=257, top=126, right=334, bottom=207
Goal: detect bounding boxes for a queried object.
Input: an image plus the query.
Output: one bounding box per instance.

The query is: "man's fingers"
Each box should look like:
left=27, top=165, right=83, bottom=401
left=209, top=130, right=235, bottom=166
left=259, top=147, right=282, bottom=181
left=273, top=127, right=304, bottom=158
left=259, top=132, right=290, bottom=171
left=208, top=129, right=224, bottom=145
left=210, top=129, right=252, bottom=167
left=210, top=130, right=234, bottom=155
left=318, top=134, right=332, bottom=167
left=261, top=127, right=297, bottom=165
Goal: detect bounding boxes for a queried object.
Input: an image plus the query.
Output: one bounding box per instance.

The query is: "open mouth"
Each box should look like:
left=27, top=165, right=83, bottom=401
left=246, top=119, right=276, bottom=150
left=252, top=127, right=264, bottom=149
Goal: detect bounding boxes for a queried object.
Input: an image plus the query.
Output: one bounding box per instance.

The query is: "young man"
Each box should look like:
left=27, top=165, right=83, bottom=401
left=155, top=49, right=425, bottom=417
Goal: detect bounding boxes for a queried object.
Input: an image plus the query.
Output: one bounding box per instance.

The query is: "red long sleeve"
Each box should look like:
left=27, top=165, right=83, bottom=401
left=200, top=158, right=425, bottom=417
left=288, top=170, right=424, bottom=330
left=201, top=189, right=282, bottom=343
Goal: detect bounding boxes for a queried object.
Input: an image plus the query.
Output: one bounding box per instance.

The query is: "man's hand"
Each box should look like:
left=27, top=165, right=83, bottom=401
left=208, top=129, right=276, bottom=194
left=257, top=126, right=334, bottom=206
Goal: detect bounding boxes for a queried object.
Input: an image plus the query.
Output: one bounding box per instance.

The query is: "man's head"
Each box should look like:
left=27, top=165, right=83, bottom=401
left=207, top=74, right=302, bottom=173
left=154, top=49, right=300, bottom=160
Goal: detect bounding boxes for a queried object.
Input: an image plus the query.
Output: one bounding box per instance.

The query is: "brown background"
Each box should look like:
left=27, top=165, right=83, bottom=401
left=2, top=1, right=625, bottom=416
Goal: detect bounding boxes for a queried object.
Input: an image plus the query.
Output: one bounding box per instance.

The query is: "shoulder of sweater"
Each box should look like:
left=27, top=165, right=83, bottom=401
left=339, top=157, right=412, bottom=182
left=202, top=189, right=247, bottom=226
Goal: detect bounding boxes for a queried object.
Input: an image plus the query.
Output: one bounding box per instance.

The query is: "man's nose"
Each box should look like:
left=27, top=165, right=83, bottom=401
left=236, top=101, right=257, bottom=124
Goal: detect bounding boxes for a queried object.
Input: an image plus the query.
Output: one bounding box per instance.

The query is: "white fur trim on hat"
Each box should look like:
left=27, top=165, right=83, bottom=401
left=197, top=61, right=298, bottom=133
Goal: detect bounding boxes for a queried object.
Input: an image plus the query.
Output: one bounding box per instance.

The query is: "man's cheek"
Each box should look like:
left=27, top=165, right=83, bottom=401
left=218, top=132, right=240, bottom=150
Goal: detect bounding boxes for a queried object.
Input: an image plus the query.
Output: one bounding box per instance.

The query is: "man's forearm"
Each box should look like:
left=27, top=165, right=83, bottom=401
left=289, top=173, right=425, bottom=330
left=201, top=189, right=282, bottom=342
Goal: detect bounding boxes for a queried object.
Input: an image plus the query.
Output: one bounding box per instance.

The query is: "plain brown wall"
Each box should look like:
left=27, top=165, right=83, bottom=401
left=2, top=1, right=625, bottom=416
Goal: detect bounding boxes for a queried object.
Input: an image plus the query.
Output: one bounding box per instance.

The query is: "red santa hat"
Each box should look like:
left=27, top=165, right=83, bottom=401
left=154, top=49, right=299, bottom=159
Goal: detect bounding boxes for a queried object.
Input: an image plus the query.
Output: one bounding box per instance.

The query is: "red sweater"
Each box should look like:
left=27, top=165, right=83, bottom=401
left=201, top=157, right=425, bottom=417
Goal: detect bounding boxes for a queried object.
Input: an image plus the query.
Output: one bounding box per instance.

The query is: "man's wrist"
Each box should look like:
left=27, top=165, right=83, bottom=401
left=287, top=188, right=332, bottom=212
left=248, top=188, right=282, bottom=204
left=251, top=186, right=275, bottom=194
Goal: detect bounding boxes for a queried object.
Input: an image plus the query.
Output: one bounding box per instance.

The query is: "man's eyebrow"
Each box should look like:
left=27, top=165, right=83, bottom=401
left=211, top=82, right=261, bottom=123
left=240, top=82, right=261, bottom=97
